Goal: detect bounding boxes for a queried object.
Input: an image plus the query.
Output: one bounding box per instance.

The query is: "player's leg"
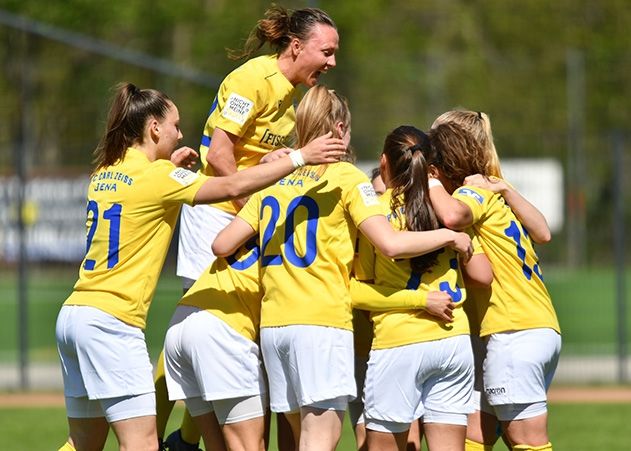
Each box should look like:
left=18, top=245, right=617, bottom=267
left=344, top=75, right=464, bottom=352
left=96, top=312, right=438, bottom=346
left=65, top=415, right=109, bottom=451
left=299, top=405, right=345, bottom=451
left=465, top=410, right=499, bottom=450
left=366, top=427, right=409, bottom=451
left=154, top=350, right=176, bottom=446
left=187, top=408, right=227, bottom=451
left=276, top=411, right=297, bottom=451
left=283, top=411, right=302, bottom=447
left=423, top=423, right=466, bottom=451
left=213, top=394, right=267, bottom=451
left=406, top=419, right=422, bottom=451
left=484, top=329, right=561, bottom=451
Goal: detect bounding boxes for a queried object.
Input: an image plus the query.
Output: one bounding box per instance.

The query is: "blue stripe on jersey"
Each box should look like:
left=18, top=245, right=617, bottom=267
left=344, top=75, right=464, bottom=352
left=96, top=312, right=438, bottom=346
left=208, top=96, right=218, bottom=115
left=201, top=134, right=211, bottom=147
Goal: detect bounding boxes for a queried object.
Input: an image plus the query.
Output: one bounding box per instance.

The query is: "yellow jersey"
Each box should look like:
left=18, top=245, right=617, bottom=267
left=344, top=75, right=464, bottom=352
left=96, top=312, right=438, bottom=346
left=237, top=162, right=384, bottom=330
left=200, top=54, right=298, bottom=214
left=64, top=148, right=208, bottom=329
left=178, top=239, right=261, bottom=341
left=452, top=184, right=560, bottom=336
left=354, top=190, right=470, bottom=350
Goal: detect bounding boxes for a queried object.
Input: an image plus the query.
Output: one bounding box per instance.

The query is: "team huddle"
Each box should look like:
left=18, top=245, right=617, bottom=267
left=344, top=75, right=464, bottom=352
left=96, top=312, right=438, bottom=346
left=54, top=5, right=561, bottom=451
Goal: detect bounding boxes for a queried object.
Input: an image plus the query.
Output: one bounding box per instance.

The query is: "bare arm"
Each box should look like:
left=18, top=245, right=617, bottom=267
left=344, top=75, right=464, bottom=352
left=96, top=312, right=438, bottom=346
left=428, top=182, right=473, bottom=231
left=462, top=253, right=493, bottom=288
left=464, top=174, right=551, bottom=244
left=206, top=127, right=248, bottom=210
left=170, top=146, right=199, bottom=169
left=357, top=215, right=473, bottom=262
left=211, top=217, right=257, bottom=257
left=193, top=132, right=346, bottom=205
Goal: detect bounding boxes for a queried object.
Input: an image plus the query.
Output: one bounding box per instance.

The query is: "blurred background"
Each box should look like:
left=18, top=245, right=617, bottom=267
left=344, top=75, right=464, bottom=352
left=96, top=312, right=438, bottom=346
left=0, top=0, right=629, bottom=390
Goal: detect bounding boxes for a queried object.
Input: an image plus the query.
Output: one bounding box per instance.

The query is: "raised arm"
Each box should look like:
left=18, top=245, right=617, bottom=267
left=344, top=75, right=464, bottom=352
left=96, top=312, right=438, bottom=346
left=357, top=215, right=473, bottom=262
left=427, top=181, right=473, bottom=231
left=464, top=174, right=551, bottom=244
left=194, top=132, right=345, bottom=205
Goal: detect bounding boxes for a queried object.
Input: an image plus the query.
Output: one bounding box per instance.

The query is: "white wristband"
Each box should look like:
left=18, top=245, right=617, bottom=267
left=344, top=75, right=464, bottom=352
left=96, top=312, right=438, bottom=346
left=428, top=178, right=443, bottom=189
left=289, top=149, right=305, bottom=168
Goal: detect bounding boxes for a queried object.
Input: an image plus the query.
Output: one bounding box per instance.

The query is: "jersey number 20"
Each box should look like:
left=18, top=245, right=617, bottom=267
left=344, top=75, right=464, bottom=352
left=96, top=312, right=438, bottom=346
left=260, top=195, right=318, bottom=268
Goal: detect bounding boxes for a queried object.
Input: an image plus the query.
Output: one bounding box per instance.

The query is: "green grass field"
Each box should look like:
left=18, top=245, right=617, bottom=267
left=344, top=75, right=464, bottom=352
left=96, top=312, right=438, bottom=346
left=1, top=266, right=631, bottom=449
left=1, top=402, right=631, bottom=450
left=1, top=265, right=630, bottom=362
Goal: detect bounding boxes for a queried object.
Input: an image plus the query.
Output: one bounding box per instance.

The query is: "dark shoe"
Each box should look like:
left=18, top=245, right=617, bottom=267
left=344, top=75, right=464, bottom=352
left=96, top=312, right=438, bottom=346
left=163, top=429, right=202, bottom=451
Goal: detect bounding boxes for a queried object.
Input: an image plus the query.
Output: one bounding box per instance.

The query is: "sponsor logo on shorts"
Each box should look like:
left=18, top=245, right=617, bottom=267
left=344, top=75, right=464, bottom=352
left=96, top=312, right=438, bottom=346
left=357, top=182, right=380, bottom=206
left=457, top=187, right=484, bottom=204
left=169, top=168, right=199, bottom=186
left=222, top=93, right=254, bottom=126
left=485, top=386, right=507, bottom=395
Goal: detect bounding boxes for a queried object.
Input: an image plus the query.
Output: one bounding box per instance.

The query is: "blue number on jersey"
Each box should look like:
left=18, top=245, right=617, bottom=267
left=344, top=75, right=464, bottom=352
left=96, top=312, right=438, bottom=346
left=260, top=195, right=319, bottom=268
left=84, top=201, right=122, bottom=270
left=504, top=220, right=543, bottom=281
left=227, top=237, right=260, bottom=270
left=406, top=257, right=463, bottom=302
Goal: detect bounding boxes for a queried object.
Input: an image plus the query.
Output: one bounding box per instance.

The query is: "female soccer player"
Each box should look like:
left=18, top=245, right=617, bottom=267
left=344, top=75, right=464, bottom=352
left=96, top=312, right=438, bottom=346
left=431, top=110, right=552, bottom=451
left=211, top=85, right=473, bottom=451
left=352, top=125, right=493, bottom=451
left=54, top=82, right=345, bottom=451
left=177, top=5, right=340, bottom=289
left=160, top=8, right=339, bottom=447
left=424, top=122, right=561, bottom=451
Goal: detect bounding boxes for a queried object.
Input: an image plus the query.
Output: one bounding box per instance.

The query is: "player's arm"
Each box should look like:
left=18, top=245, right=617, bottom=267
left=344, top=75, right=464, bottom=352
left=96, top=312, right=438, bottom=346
left=462, top=253, right=493, bottom=288
left=357, top=215, right=473, bottom=262
left=350, top=278, right=455, bottom=322
left=464, top=174, right=551, bottom=244
left=205, top=127, right=248, bottom=210
left=170, top=146, right=198, bottom=169
left=212, top=217, right=256, bottom=257
left=427, top=181, right=473, bottom=230
left=194, top=132, right=345, bottom=205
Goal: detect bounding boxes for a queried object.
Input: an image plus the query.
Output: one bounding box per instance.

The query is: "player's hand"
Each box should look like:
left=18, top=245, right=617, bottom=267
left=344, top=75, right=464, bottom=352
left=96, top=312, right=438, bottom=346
left=425, top=291, right=455, bottom=322
left=260, top=148, right=293, bottom=164
left=171, top=146, right=198, bottom=169
left=464, top=174, right=506, bottom=194
left=299, top=131, right=347, bottom=165
left=450, top=231, right=473, bottom=263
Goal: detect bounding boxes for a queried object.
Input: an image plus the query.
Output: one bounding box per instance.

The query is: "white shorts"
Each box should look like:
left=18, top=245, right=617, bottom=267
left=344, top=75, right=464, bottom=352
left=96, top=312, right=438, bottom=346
left=348, top=355, right=369, bottom=427
left=56, top=305, right=155, bottom=421
left=176, top=204, right=235, bottom=285
left=364, top=335, right=474, bottom=433
left=260, top=325, right=356, bottom=413
left=164, top=306, right=267, bottom=403
left=470, top=335, right=494, bottom=414
left=483, top=328, right=561, bottom=420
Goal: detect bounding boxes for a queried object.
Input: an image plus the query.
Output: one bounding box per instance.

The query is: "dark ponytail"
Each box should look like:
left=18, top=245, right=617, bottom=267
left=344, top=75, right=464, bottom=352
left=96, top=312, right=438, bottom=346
left=93, top=82, right=172, bottom=170
left=383, top=125, right=441, bottom=274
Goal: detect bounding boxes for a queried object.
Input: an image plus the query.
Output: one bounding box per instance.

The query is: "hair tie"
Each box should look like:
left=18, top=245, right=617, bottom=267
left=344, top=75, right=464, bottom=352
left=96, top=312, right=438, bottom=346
left=407, top=143, right=423, bottom=153
left=477, top=111, right=483, bottom=119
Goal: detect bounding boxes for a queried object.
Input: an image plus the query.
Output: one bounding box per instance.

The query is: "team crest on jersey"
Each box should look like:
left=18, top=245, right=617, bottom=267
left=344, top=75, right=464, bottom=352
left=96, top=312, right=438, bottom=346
left=457, top=187, right=484, bottom=204
left=222, top=93, right=254, bottom=126
left=169, top=168, right=199, bottom=186
left=357, top=182, right=380, bottom=206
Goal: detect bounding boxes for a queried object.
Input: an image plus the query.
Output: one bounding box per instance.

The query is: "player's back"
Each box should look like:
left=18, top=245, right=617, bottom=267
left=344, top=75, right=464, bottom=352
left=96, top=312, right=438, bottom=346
left=238, top=161, right=383, bottom=331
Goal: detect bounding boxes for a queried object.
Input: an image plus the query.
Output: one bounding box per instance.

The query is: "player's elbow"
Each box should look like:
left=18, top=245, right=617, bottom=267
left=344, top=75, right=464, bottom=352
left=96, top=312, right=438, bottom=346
left=531, top=230, right=552, bottom=245
left=211, top=237, right=233, bottom=257
left=441, top=210, right=471, bottom=231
